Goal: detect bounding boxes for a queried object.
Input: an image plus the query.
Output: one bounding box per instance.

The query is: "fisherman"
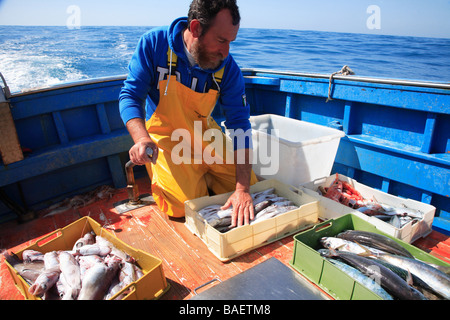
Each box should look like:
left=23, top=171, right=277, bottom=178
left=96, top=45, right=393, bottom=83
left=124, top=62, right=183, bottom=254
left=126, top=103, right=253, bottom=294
left=119, top=0, right=258, bottom=226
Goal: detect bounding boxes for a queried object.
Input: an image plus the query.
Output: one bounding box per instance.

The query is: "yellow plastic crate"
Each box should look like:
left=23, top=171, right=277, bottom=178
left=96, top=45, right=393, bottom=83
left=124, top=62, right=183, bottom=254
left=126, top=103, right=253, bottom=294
left=184, top=179, right=320, bottom=261
left=5, top=216, right=169, bottom=300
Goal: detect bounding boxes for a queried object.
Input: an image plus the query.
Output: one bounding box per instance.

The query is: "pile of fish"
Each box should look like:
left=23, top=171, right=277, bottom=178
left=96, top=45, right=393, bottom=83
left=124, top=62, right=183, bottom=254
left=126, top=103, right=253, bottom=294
left=4, top=231, right=144, bottom=300
left=319, top=174, right=425, bottom=228
left=198, top=188, right=299, bottom=232
left=318, top=229, right=450, bottom=300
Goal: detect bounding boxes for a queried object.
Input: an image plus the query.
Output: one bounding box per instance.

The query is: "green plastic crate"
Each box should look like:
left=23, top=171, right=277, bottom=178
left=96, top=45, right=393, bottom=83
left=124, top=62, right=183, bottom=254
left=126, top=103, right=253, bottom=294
left=290, top=213, right=450, bottom=300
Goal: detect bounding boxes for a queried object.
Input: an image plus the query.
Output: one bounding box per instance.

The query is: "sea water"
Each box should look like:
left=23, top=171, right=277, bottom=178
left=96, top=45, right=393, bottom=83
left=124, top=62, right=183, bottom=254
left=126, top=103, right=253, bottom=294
left=0, top=25, right=449, bottom=93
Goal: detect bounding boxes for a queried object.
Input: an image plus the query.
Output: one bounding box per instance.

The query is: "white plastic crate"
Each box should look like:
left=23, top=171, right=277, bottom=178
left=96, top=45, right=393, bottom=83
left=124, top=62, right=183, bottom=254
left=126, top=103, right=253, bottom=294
left=301, top=174, right=436, bottom=243
left=224, top=114, right=345, bottom=186
left=184, top=179, right=320, bottom=261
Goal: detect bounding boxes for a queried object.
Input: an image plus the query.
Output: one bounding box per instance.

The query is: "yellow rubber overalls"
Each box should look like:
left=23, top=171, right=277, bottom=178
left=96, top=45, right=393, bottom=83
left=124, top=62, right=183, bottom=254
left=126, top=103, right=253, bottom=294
left=145, top=49, right=257, bottom=217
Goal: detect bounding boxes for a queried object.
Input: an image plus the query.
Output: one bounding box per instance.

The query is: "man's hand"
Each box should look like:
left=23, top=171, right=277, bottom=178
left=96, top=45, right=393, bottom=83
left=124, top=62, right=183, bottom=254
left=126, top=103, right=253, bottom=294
left=129, top=140, right=158, bottom=165
left=221, top=189, right=254, bottom=227
left=220, top=148, right=255, bottom=227
left=126, top=118, right=158, bottom=165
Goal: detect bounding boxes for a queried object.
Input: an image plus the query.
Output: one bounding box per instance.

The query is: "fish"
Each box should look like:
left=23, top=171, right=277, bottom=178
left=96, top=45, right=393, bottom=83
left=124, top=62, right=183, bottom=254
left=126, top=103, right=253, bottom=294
left=372, top=253, right=450, bottom=300
left=43, top=185, right=115, bottom=217
left=254, top=200, right=272, bottom=214
left=75, top=244, right=111, bottom=257
left=8, top=231, right=145, bottom=300
left=251, top=205, right=297, bottom=224
left=198, top=188, right=299, bottom=232
left=321, top=175, right=424, bottom=226
left=58, top=251, right=82, bottom=299
left=28, top=251, right=62, bottom=297
left=95, top=236, right=135, bottom=263
left=251, top=188, right=275, bottom=200
left=389, top=215, right=402, bottom=229
left=77, top=258, right=121, bottom=300
left=18, top=268, right=44, bottom=285
left=371, top=257, right=442, bottom=299
left=28, top=269, right=60, bottom=297
left=198, top=205, right=222, bottom=218
left=2, top=250, right=45, bottom=285
left=105, top=261, right=142, bottom=300
left=72, top=232, right=96, bottom=251
left=44, top=251, right=60, bottom=270
left=208, top=215, right=232, bottom=228
left=320, top=237, right=387, bottom=255
left=326, top=250, right=427, bottom=300
left=336, top=230, right=414, bottom=258
left=378, top=203, right=424, bottom=219
left=78, top=255, right=104, bottom=280
left=22, top=250, right=45, bottom=263
left=325, top=256, right=393, bottom=300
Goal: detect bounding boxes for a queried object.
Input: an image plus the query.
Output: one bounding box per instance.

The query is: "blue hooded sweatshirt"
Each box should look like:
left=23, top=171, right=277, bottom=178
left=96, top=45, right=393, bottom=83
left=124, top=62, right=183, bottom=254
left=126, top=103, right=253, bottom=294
left=119, top=17, right=251, bottom=150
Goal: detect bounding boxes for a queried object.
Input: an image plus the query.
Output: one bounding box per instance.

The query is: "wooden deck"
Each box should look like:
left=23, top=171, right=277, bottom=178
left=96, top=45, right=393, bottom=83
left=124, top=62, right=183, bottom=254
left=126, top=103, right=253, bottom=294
left=1, top=176, right=449, bottom=300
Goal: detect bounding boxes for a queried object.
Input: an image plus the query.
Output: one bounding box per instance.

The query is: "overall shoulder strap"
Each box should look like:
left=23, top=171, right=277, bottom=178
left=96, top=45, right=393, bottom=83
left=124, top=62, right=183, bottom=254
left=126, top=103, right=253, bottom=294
left=212, top=67, right=225, bottom=91
left=167, top=48, right=178, bottom=75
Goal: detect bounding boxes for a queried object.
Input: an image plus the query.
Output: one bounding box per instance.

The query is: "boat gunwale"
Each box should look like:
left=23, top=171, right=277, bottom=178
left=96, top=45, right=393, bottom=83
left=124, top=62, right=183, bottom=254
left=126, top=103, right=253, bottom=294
left=6, top=68, right=450, bottom=98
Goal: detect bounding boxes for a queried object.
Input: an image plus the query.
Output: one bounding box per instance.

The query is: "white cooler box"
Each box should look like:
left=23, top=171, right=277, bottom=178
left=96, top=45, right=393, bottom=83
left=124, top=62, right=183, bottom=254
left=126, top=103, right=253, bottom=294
left=240, top=114, right=345, bottom=186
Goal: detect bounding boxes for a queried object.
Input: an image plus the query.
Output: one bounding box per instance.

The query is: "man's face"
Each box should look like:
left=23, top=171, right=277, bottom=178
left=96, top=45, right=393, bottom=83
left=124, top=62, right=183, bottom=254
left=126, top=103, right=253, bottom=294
left=191, top=9, right=239, bottom=70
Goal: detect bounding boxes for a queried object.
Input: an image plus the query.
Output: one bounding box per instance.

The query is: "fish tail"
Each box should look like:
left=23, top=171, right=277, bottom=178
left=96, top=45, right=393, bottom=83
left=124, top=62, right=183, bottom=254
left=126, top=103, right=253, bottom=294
left=354, top=241, right=374, bottom=257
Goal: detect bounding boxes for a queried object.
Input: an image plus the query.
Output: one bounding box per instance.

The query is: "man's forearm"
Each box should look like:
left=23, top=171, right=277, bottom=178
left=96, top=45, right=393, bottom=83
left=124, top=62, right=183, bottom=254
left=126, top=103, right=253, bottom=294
left=126, top=118, right=151, bottom=143
left=234, top=148, right=252, bottom=192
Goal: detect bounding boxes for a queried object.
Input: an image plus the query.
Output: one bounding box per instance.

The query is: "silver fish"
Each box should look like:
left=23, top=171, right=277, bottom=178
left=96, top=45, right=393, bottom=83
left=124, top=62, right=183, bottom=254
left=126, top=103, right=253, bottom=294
left=373, top=253, right=450, bottom=300
left=337, top=230, right=414, bottom=258
left=251, top=188, right=275, bottom=200
left=326, top=257, right=393, bottom=300
left=198, top=205, right=222, bottom=218
left=329, top=251, right=426, bottom=300
left=320, top=237, right=387, bottom=255
left=379, top=203, right=424, bottom=219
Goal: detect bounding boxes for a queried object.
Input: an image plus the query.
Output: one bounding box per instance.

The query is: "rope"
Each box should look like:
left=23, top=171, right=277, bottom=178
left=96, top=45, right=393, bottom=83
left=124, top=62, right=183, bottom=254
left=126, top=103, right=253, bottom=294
left=164, top=50, right=174, bottom=96
left=326, top=65, right=355, bottom=102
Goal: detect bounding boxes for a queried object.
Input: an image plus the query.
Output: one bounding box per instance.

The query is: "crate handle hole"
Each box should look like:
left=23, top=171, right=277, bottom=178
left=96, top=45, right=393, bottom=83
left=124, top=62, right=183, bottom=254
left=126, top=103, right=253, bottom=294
left=37, top=231, right=63, bottom=247
left=314, top=222, right=332, bottom=233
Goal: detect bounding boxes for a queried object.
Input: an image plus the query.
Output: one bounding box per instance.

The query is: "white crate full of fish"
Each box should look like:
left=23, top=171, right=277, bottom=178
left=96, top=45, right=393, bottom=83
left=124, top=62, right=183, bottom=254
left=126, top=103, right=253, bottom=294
left=184, top=179, right=320, bottom=261
left=301, top=173, right=436, bottom=243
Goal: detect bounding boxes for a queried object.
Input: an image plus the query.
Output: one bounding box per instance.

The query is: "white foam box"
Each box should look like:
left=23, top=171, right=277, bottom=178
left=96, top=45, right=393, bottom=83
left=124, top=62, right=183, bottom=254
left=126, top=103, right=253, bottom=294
left=301, top=174, right=436, bottom=243
left=247, top=114, right=345, bottom=186
left=184, top=179, right=320, bottom=261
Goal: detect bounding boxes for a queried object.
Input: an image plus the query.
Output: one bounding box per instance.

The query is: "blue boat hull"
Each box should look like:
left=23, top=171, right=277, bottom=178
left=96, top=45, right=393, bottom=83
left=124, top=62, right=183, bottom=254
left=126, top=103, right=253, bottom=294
left=1, top=70, right=449, bottom=234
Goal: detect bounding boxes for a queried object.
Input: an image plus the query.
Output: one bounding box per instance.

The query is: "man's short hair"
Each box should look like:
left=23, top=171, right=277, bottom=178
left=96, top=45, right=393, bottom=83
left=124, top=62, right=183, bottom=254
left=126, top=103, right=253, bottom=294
left=187, top=0, right=241, bottom=36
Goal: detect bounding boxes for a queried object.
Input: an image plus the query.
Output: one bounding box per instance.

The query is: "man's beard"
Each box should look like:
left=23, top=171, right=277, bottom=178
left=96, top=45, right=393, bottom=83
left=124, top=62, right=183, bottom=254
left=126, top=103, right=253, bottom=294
left=191, top=39, right=224, bottom=70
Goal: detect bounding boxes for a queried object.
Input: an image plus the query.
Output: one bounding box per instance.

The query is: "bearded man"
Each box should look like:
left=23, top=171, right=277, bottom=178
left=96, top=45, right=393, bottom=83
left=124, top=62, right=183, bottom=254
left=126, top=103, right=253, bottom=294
left=119, top=0, right=257, bottom=227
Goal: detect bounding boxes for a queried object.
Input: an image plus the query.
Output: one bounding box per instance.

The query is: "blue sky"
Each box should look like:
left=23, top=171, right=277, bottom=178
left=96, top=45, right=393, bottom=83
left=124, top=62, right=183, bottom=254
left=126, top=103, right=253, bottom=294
left=0, top=0, right=449, bottom=38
